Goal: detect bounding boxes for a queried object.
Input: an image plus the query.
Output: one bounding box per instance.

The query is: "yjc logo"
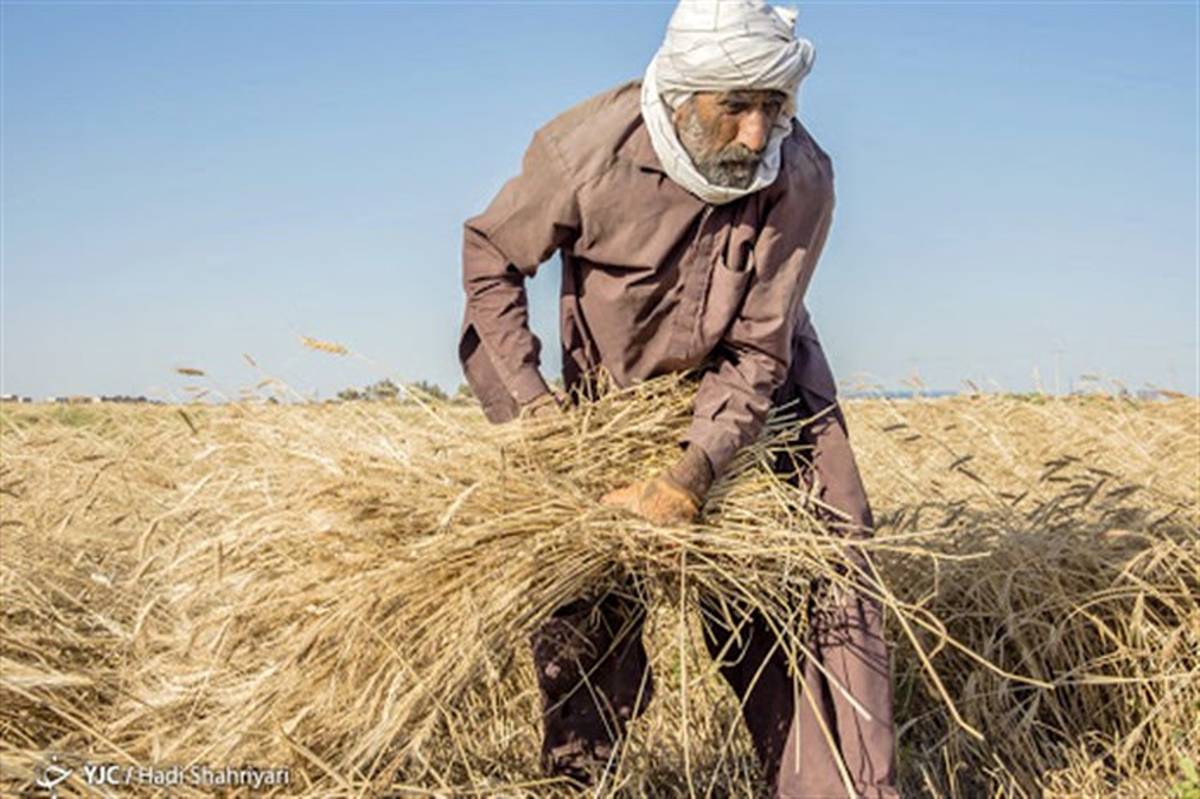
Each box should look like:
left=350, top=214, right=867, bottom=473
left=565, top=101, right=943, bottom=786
left=33, top=755, right=72, bottom=798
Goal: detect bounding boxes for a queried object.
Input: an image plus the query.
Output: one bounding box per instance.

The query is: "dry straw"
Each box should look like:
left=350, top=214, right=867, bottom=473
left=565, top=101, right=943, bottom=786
left=1, top=374, right=1196, bottom=797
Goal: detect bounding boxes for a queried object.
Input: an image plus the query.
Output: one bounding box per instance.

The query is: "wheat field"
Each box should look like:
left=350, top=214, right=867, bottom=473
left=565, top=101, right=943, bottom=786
left=1, top=380, right=1196, bottom=798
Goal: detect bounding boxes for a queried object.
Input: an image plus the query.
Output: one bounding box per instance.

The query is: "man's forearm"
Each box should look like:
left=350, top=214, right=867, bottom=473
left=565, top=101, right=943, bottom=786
left=461, top=224, right=551, bottom=412
left=682, top=347, right=784, bottom=480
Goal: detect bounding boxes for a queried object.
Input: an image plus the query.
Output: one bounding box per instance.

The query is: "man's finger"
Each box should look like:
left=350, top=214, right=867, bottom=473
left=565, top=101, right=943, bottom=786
left=601, top=482, right=642, bottom=508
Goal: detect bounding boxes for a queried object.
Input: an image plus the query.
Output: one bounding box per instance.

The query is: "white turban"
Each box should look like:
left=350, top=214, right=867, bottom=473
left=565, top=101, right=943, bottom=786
left=641, top=0, right=816, bottom=205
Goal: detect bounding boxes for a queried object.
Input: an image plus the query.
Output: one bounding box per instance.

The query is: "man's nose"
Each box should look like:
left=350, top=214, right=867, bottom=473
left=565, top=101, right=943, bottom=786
left=735, top=109, right=771, bottom=154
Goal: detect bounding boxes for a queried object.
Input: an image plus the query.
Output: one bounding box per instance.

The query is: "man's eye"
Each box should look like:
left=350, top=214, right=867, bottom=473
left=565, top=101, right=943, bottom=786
left=722, top=101, right=749, bottom=113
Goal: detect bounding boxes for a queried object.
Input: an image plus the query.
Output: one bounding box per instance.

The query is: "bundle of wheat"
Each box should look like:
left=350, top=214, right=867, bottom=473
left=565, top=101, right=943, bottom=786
left=102, top=373, right=933, bottom=797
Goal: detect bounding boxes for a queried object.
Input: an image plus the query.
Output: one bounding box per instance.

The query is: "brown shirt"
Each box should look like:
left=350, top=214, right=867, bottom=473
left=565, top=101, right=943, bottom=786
left=459, top=79, right=841, bottom=478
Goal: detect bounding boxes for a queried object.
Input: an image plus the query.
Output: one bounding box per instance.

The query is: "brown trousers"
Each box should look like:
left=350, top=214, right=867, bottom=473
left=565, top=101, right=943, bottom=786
left=530, top=393, right=899, bottom=798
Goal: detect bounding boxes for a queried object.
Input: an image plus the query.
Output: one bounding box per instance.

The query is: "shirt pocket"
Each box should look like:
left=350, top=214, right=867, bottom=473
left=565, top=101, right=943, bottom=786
left=698, top=251, right=754, bottom=345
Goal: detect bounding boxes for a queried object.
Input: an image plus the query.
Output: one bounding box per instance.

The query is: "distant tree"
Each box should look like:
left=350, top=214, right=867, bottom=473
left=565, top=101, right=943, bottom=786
left=337, top=388, right=362, bottom=402
left=409, top=380, right=448, bottom=402
left=454, top=382, right=475, bottom=403
left=366, top=379, right=400, bottom=401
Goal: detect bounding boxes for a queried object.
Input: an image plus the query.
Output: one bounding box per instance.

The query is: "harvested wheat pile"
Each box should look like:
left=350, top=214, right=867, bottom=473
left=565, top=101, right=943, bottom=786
left=1, top=379, right=1197, bottom=798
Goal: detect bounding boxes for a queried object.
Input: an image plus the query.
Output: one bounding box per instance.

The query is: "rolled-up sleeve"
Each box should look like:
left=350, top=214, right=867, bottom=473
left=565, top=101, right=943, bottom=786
left=459, top=130, right=581, bottom=422
left=684, top=176, right=836, bottom=478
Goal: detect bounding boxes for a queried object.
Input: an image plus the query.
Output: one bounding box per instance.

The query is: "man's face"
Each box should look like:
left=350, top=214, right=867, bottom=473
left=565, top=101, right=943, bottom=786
left=672, top=89, right=787, bottom=189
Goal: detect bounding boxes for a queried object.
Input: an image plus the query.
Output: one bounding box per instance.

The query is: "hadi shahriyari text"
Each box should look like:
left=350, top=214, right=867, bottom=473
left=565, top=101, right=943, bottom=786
left=82, top=762, right=291, bottom=789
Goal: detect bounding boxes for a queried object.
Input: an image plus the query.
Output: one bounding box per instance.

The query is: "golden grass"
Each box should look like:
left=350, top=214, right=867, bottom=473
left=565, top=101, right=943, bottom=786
left=1, top=380, right=1196, bottom=798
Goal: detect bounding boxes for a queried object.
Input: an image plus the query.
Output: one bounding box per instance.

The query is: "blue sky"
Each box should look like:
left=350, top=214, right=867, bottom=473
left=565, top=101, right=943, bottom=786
left=2, top=1, right=1196, bottom=400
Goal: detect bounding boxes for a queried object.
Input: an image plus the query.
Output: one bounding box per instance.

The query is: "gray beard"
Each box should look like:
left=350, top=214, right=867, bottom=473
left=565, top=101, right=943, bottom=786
left=675, top=106, right=762, bottom=190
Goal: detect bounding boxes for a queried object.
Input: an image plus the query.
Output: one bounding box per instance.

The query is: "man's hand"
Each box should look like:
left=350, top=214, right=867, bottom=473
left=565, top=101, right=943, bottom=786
left=601, top=446, right=714, bottom=526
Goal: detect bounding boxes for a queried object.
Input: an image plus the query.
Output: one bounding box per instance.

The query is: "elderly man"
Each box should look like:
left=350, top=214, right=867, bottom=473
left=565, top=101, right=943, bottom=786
left=457, top=2, right=898, bottom=796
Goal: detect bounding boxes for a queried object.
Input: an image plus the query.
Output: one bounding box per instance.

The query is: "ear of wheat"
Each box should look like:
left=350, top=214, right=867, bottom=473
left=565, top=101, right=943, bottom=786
left=300, top=335, right=349, bottom=356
